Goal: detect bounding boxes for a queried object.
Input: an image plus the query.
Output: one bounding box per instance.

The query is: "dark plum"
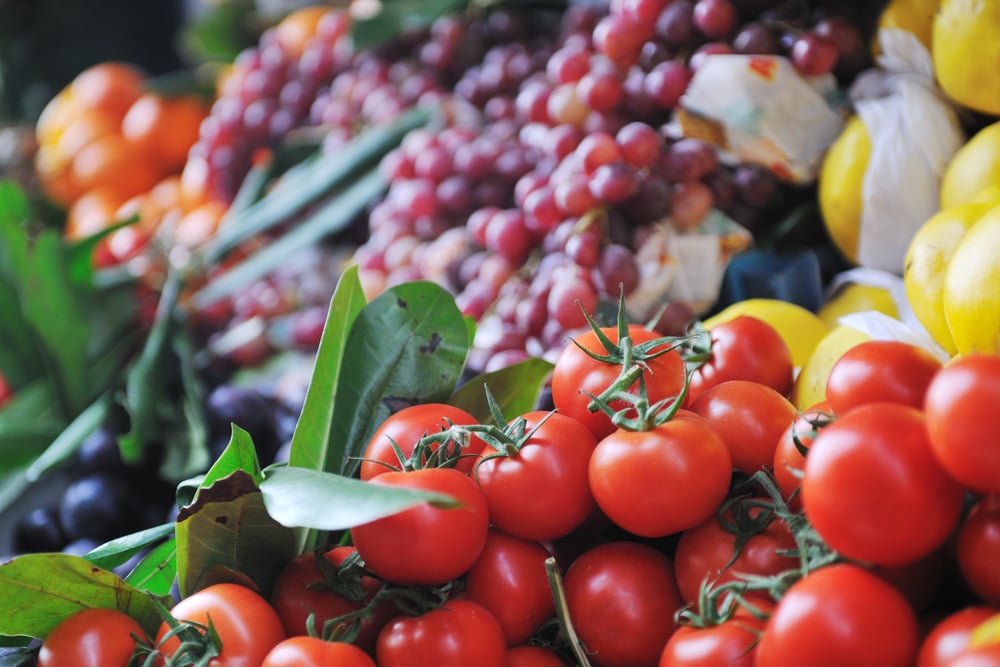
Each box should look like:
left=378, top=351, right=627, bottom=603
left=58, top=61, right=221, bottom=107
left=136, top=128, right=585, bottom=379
left=58, top=474, right=144, bottom=543
left=14, top=506, right=67, bottom=553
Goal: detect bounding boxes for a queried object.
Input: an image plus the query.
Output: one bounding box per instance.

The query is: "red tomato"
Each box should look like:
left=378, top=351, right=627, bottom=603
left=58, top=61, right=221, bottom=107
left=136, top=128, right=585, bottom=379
left=825, top=339, right=942, bottom=414
left=589, top=417, right=732, bottom=537
left=944, top=646, right=1000, bottom=667
left=802, top=402, right=964, bottom=566
left=673, top=504, right=797, bottom=607
left=918, top=606, right=999, bottom=667
left=755, top=563, right=919, bottom=667
left=957, top=496, right=1000, bottom=604
left=157, top=583, right=286, bottom=667
left=376, top=599, right=508, bottom=667
left=551, top=324, right=687, bottom=440
left=688, top=316, right=793, bottom=402
left=38, top=608, right=145, bottom=667
left=872, top=547, right=945, bottom=613
left=563, top=541, right=683, bottom=667
left=690, top=379, right=797, bottom=474
left=659, top=614, right=766, bottom=667
left=772, top=401, right=833, bottom=511
left=261, top=636, right=376, bottom=667
left=359, top=403, right=485, bottom=480
left=270, top=546, right=393, bottom=653
left=462, top=530, right=556, bottom=645
left=475, top=411, right=597, bottom=541
left=925, top=354, right=1000, bottom=494
left=507, top=644, right=568, bottom=666
left=351, top=467, right=489, bottom=585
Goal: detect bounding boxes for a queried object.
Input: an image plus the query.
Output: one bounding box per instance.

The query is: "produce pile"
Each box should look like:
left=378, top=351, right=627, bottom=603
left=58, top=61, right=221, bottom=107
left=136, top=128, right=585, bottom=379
left=3, top=0, right=1000, bottom=665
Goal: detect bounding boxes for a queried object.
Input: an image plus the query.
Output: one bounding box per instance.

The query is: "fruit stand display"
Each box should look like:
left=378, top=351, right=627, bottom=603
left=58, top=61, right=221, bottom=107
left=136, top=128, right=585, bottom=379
left=2, top=0, right=1000, bottom=665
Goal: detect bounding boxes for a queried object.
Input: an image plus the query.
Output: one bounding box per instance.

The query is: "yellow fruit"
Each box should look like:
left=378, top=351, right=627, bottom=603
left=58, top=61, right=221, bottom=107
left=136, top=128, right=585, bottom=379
left=933, top=0, right=1000, bottom=116
left=973, top=183, right=1000, bottom=206
left=940, top=121, right=1000, bottom=211
left=819, top=116, right=870, bottom=265
left=877, top=0, right=939, bottom=51
left=702, top=299, right=830, bottom=369
left=943, top=207, right=1000, bottom=355
left=818, top=283, right=899, bottom=329
left=790, top=325, right=872, bottom=410
left=903, top=203, right=990, bottom=355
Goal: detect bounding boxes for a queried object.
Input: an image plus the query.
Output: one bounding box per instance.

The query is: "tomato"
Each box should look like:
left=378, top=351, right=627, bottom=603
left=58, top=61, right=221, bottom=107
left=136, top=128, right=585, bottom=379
left=270, top=546, right=393, bottom=653
left=825, top=339, right=942, bottom=414
left=957, top=496, right=1000, bottom=604
left=659, top=614, right=766, bottom=667
left=673, top=504, right=797, bottom=607
left=689, top=379, right=797, bottom=475
left=507, top=645, right=568, bottom=667
left=688, top=316, right=794, bottom=402
left=376, top=599, right=508, bottom=667
left=551, top=324, right=687, bottom=440
left=359, top=403, right=485, bottom=480
left=872, top=547, right=945, bottom=613
left=261, top=637, right=376, bottom=667
left=755, top=563, right=919, bottom=667
left=772, top=401, right=832, bottom=511
left=918, top=606, right=1000, bottom=667
left=38, top=608, right=145, bottom=667
left=588, top=416, right=732, bottom=537
left=925, top=354, right=1000, bottom=494
left=563, top=541, right=683, bottom=667
left=802, top=402, right=964, bottom=566
left=462, top=529, right=555, bottom=645
left=474, top=411, right=597, bottom=541
left=351, top=467, right=489, bottom=585
left=944, top=645, right=1000, bottom=667
left=156, top=583, right=286, bottom=667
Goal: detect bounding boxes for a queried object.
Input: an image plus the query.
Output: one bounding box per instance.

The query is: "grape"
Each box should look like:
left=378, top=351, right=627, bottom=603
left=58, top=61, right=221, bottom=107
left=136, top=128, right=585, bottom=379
left=547, top=273, right=599, bottom=330
left=671, top=179, right=715, bottom=231
left=815, top=17, right=868, bottom=79
left=523, top=185, right=562, bottom=233
left=593, top=14, right=651, bottom=68
left=791, top=32, right=839, bottom=77
left=689, top=41, right=735, bottom=70
left=554, top=171, right=600, bottom=216
left=578, top=68, right=625, bottom=113
left=655, top=1, right=696, bottom=47
left=590, top=161, right=641, bottom=204
left=692, top=0, right=737, bottom=40
left=577, top=131, right=623, bottom=174
left=661, top=138, right=719, bottom=181
left=732, top=22, right=779, bottom=55
left=620, top=0, right=670, bottom=24
left=483, top=208, right=534, bottom=262
left=644, top=60, right=692, bottom=109
left=616, top=121, right=664, bottom=169
left=547, top=45, right=591, bottom=84
left=733, top=163, right=779, bottom=208
left=547, top=82, right=590, bottom=126
left=593, top=244, right=641, bottom=296
left=565, top=228, right=603, bottom=268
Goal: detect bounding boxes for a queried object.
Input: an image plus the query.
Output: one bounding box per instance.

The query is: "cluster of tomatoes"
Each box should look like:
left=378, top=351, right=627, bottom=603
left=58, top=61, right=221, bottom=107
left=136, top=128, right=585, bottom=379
left=34, top=312, right=1000, bottom=666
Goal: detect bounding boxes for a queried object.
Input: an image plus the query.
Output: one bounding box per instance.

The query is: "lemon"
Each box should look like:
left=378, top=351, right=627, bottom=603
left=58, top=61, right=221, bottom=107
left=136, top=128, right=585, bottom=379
left=790, top=325, right=872, bottom=410
left=940, top=121, right=1000, bottom=210
left=877, top=0, right=939, bottom=52
left=818, top=283, right=899, bottom=329
left=702, top=299, right=830, bottom=369
left=903, top=203, right=990, bottom=355
left=942, top=207, right=1000, bottom=355
left=819, top=116, right=870, bottom=265
left=933, top=0, right=1000, bottom=115
left=973, top=183, right=1000, bottom=206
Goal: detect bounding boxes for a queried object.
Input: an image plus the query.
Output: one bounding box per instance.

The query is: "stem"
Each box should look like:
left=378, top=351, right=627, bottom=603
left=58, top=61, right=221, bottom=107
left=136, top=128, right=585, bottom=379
left=545, top=557, right=593, bottom=667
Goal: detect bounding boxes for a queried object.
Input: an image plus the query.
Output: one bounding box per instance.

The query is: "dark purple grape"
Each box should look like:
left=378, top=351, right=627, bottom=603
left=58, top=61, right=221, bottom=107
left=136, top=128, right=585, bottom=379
left=655, top=1, right=697, bottom=47
left=14, top=506, right=67, bottom=553
left=59, top=474, right=144, bottom=543
left=733, top=22, right=779, bottom=54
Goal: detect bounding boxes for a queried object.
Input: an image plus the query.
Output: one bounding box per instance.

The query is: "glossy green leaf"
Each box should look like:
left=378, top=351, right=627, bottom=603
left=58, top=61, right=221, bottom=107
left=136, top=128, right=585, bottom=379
left=448, top=358, right=554, bottom=423
left=260, top=465, right=460, bottom=531
left=0, top=181, right=30, bottom=284
left=0, top=282, right=44, bottom=388
left=84, top=522, right=176, bottom=572
left=158, top=327, right=211, bottom=483
left=175, top=470, right=296, bottom=598
left=330, top=281, right=469, bottom=478
left=197, top=425, right=263, bottom=494
left=351, top=0, right=469, bottom=51
left=0, top=554, right=168, bottom=639
left=125, top=537, right=177, bottom=597
left=64, top=215, right=137, bottom=288
left=24, top=392, right=112, bottom=481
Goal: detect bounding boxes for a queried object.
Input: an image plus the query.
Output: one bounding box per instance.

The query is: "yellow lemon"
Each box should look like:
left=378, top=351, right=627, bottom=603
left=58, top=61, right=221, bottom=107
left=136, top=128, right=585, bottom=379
left=903, top=203, right=990, bottom=355
left=819, top=116, right=870, bottom=265
left=942, top=207, right=1000, bottom=355
left=702, top=299, right=830, bottom=369
left=940, top=121, right=1000, bottom=210
left=818, top=283, right=899, bottom=329
left=933, top=0, right=1000, bottom=116
left=790, top=324, right=872, bottom=410
left=877, top=0, right=939, bottom=52
left=973, top=183, right=1000, bottom=206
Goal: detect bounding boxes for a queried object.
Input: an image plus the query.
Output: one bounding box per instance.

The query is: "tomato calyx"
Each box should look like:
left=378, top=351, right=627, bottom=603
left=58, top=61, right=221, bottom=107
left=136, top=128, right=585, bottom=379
left=544, top=556, right=595, bottom=667
left=134, top=598, right=223, bottom=667
left=788, top=409, right=835, bottom=458
left=364, top=426, right=471, bottom=473
left=678, top=321, right=714, bottom=373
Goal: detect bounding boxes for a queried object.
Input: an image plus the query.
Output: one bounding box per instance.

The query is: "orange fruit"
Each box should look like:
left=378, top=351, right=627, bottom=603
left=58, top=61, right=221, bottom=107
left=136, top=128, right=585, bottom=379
left=122, top=93, right=208, bottom=172
left=274, top=6, right=332, bottom=58
left=70, top=133, right=162, bottom=201
left=35, top=89, right=79, bottom=148
left=69, top=62, right=146, bottom=119
left=55, top=110, right=119, bottom=161
left=172, top=200, right=226, bottom=248
left=65, top=187, right=128, bottom=240
left=34, top=145, right=82, bottom=206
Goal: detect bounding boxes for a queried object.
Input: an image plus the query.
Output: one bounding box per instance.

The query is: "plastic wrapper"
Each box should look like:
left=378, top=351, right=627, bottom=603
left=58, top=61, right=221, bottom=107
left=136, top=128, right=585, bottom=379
left=676, top=54, right=847, bottom=184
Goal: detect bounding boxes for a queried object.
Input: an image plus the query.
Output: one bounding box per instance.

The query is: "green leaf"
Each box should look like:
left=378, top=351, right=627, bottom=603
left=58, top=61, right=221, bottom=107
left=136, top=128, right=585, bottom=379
left=0, top=554, right=168, bottom=639
left=83, top=522, right=176, bottom=572
left=197, top=425, right=264, bottom=494
left=260, top=465, right=460, bottom=531
left=0, top=281, right=45, bottom=388
left=203, top=105, right=431, bottom=264
left=0, top=181, right=30, bottom=285
left=330, top=281, right=470, bottom=478
left=64, top=215, right=138, bottom=288
left=191, top=167, right=386, bottom=308
left=175, top=470, right=296, bottom=598
left=24, top=392, right=112, bottom=481
left=125, top=537, right=177, bottom=597
left=448, top=358, right=554, bottom=423
left=351, top=0, right=470, bottom=51
left=289, top=266, right=366, bottom=473
left=157, top=327, right=211, bottom=483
